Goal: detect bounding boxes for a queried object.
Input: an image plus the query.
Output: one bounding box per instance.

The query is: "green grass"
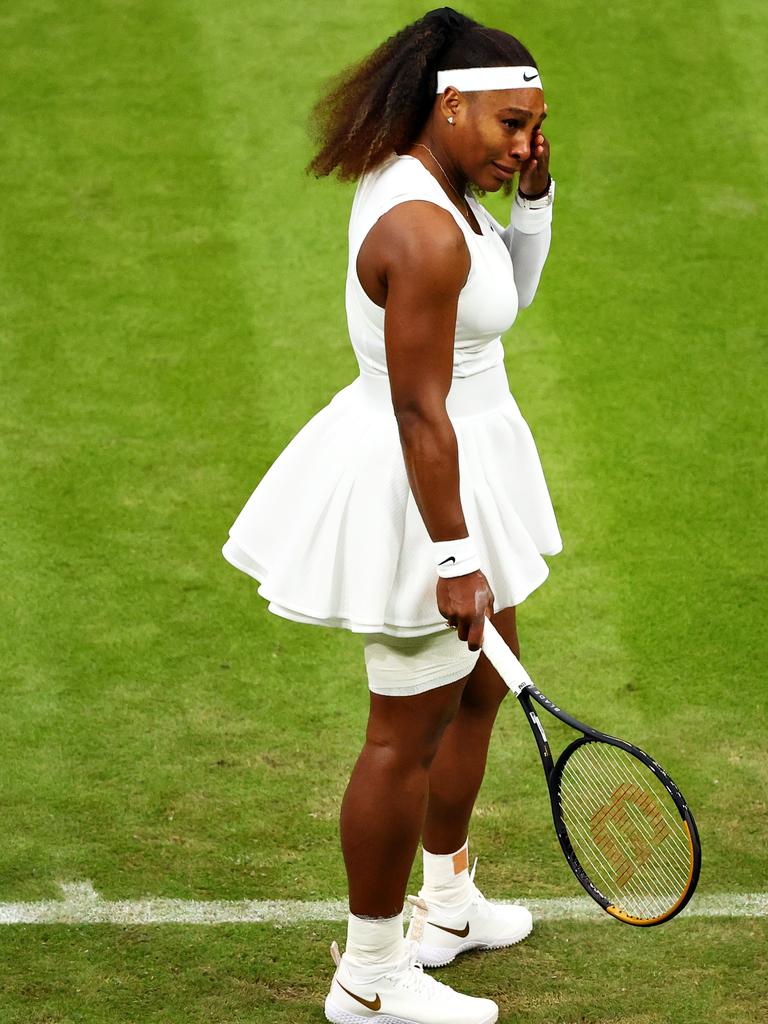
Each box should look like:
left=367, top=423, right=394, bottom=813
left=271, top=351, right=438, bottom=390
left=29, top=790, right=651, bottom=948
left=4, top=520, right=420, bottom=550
left=2, top=920, right=767, bottom=1023
left=1, top=0, right=766, bottom=1020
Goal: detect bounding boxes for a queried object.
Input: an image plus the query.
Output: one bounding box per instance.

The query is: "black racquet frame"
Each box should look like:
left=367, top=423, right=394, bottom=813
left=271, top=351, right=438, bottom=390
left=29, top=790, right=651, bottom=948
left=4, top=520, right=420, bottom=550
left=480, top=619, right=702, bottom=926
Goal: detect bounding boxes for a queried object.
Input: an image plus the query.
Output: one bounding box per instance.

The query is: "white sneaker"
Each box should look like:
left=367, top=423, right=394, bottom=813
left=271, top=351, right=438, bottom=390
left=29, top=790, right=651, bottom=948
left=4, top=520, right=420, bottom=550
left=406, top=857, right=533, bottom=968
left=324, top=896, right=498, bottom=1024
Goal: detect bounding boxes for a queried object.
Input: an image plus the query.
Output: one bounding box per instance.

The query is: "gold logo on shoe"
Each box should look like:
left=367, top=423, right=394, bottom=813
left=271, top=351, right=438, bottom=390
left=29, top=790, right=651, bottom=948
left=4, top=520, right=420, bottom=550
left=431, top=920, right=470, bottom=937
left=337, top=981, right=382, bottom=1011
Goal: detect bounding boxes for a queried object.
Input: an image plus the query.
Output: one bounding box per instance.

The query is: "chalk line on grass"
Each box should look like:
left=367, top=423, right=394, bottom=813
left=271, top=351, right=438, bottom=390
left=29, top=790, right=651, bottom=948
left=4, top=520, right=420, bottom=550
left=0, top=882, right=765, bottom=925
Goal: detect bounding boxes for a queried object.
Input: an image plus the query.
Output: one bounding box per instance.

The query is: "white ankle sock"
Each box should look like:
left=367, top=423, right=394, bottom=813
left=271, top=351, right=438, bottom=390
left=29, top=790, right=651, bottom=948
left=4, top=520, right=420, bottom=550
left=421, top=837, right=474, bottom=911
left=345, top=910, right=405, bottom=970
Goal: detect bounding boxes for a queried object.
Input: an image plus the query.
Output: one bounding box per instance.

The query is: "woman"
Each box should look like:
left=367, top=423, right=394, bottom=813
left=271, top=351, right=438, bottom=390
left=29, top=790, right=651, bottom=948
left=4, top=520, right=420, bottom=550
left=222, top=7, right=562, bottom=1023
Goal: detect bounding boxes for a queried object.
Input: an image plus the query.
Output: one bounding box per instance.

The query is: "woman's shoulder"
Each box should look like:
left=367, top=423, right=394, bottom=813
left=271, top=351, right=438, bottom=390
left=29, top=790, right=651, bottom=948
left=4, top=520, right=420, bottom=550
left=356, top=151, right=451, bottom=219
left=362, top=151, right=442, bottom=193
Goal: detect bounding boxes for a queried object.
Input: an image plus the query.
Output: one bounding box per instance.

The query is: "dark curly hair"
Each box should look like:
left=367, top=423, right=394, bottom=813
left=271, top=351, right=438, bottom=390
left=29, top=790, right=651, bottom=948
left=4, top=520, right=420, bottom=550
left=304, top=6, right=538, bottom=197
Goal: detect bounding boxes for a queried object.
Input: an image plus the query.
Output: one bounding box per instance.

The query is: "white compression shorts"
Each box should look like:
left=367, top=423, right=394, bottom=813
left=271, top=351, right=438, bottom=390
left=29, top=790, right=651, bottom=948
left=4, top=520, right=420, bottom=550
left=363, top=627, right=482, bottom=697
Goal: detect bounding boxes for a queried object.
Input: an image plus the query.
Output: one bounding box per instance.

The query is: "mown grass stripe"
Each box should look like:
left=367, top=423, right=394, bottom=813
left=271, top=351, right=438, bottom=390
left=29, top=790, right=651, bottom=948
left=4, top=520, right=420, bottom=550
left=0, top=882, right=765, bottom=925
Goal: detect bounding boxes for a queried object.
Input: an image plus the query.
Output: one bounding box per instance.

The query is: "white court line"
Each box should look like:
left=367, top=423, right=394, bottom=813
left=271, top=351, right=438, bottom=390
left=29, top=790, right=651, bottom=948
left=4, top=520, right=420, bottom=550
left=0, top=882, right=766, bottom=925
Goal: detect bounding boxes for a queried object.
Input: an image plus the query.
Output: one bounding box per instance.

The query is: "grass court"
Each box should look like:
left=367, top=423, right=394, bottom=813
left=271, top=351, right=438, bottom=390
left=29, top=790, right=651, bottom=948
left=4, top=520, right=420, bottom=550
left=1, top=1, right=766, bottom=1020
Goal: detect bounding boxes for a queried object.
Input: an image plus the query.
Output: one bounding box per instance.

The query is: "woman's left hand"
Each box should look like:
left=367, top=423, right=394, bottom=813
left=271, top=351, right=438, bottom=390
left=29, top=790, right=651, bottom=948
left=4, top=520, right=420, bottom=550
left=518, top=108, right=550, bottom=196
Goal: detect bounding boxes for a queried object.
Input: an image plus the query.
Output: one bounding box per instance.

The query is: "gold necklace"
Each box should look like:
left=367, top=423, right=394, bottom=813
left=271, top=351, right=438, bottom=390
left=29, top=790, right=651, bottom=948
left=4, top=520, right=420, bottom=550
left=412, top=143, right=471, bottom=218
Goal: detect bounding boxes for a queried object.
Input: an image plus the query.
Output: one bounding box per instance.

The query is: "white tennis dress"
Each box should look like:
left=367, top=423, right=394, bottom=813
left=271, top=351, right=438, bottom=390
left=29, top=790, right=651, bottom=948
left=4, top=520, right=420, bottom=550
left=222, top=151, right=563, bottom=637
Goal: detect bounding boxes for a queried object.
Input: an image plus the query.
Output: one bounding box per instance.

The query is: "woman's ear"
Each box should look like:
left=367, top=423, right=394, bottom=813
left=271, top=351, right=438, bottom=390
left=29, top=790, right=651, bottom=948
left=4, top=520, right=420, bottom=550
left=439, top=87, right=462, bottom=122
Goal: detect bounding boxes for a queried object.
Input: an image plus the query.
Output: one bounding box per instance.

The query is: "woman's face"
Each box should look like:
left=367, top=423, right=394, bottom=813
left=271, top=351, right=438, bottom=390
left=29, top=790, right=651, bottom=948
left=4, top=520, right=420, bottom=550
left=452, top=87, right=547, bottom=191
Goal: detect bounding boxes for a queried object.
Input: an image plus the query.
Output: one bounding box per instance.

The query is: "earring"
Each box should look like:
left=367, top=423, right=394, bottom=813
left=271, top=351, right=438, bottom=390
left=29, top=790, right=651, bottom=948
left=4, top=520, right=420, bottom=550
left=447, top=116, right=455, bottom=125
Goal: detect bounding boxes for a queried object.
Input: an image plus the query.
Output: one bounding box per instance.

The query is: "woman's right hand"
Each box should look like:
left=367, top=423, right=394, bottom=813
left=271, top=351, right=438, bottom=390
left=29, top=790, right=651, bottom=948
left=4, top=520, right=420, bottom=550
left=437, top=571, right=495, bottom=651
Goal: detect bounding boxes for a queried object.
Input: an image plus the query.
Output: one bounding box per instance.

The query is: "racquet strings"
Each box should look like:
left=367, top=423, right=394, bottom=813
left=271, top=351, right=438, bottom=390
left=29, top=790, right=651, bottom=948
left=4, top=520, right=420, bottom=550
left=557, top=740, right=695, bottom=922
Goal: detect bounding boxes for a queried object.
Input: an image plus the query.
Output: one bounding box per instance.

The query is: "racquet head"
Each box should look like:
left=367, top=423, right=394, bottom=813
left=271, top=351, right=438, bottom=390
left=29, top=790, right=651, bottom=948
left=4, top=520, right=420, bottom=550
left=551, top=736, right=701, bottom=926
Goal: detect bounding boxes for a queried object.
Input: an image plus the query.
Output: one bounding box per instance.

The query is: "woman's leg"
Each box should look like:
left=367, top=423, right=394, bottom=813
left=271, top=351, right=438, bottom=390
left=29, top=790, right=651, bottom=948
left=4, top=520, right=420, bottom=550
left=421, top=606, right=519, bottom=853
left=340, top=676, right=470, bottom=918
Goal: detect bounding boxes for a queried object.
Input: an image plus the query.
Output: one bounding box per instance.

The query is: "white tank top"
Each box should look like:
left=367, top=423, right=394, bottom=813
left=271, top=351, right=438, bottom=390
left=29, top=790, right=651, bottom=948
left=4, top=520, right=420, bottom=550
left=345, top=151, right=520, bottom=379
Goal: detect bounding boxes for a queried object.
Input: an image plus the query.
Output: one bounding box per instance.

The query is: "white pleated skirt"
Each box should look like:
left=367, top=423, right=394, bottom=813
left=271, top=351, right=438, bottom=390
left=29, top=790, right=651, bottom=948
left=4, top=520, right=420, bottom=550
left=222, top=360, right=563, bottom=638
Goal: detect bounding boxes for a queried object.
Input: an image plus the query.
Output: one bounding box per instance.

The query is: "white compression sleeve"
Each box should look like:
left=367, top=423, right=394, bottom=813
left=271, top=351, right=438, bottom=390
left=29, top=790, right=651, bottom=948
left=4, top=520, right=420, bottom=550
left=485, top=188, right=554, bottom=309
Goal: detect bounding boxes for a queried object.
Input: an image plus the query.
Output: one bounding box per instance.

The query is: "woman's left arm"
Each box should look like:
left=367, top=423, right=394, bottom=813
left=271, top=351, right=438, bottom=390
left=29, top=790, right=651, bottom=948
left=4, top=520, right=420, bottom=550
left=485, top=125, right=555, bottom=309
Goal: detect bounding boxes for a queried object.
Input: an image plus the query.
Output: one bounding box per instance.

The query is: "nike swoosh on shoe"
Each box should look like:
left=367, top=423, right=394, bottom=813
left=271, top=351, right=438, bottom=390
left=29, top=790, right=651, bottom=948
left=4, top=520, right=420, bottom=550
left=337, top=981, right=382, bottom=1011
left=431, top=921, right=470, bottom=938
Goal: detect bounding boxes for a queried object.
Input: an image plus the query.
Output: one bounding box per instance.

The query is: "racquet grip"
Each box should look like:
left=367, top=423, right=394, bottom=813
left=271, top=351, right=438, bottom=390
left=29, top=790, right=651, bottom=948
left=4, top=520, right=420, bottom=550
left=480, top=618, right=535, bottom=695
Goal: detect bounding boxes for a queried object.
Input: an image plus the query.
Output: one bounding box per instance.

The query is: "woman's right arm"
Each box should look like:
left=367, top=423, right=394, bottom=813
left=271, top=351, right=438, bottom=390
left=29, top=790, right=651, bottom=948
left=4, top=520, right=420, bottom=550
left=378, top=201, right=495, bottom=650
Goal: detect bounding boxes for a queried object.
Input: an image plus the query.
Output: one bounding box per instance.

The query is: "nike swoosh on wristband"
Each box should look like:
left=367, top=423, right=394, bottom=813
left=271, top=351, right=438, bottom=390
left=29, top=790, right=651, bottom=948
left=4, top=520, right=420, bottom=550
left=438, top=556, right=456, bottom=565
left=431, top=921, right=471, bottom=937
left=337, top=982, right=382, bottom=1011
left=522, top=71, right=538, bottom=81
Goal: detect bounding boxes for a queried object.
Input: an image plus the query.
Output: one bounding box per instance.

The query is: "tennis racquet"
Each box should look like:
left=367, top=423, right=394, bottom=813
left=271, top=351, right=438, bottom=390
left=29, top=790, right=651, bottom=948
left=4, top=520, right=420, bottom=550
left=480, top=619, right=701, bottom=926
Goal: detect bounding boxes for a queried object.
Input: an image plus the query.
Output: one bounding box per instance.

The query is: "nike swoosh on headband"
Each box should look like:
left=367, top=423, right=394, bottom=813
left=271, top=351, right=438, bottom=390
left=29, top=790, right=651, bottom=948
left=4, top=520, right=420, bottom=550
left=337, top=982, right=382, bottom=1011
left=431, top=920, right=471, bottom=937
left=436, top=67, right=543, bottom=92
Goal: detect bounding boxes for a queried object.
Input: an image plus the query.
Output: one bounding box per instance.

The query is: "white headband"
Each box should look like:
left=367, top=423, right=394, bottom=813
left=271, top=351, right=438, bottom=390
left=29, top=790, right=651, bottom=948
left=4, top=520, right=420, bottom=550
left=436, top=66, right=543, bottom=93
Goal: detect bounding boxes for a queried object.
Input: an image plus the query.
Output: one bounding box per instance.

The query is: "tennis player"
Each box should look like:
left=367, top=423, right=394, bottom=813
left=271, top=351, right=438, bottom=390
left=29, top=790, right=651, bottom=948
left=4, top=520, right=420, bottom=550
left=222, top=7, right=562, bottom=1022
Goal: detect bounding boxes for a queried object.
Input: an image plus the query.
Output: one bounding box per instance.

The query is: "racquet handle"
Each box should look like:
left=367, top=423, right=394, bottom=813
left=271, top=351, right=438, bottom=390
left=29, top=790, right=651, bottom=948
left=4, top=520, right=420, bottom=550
left=480, top=617, right=535, bottom=696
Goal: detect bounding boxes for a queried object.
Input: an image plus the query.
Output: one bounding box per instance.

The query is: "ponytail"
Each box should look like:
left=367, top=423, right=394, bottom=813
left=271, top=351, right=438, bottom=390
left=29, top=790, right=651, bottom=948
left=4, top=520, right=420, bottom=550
left=305, top=7, right=536, bottom=182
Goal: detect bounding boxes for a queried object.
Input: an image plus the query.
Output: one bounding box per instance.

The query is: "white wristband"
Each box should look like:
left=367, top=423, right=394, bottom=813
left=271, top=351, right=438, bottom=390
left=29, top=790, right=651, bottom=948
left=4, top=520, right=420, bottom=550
left=433, top=536, right=482, bottom=578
